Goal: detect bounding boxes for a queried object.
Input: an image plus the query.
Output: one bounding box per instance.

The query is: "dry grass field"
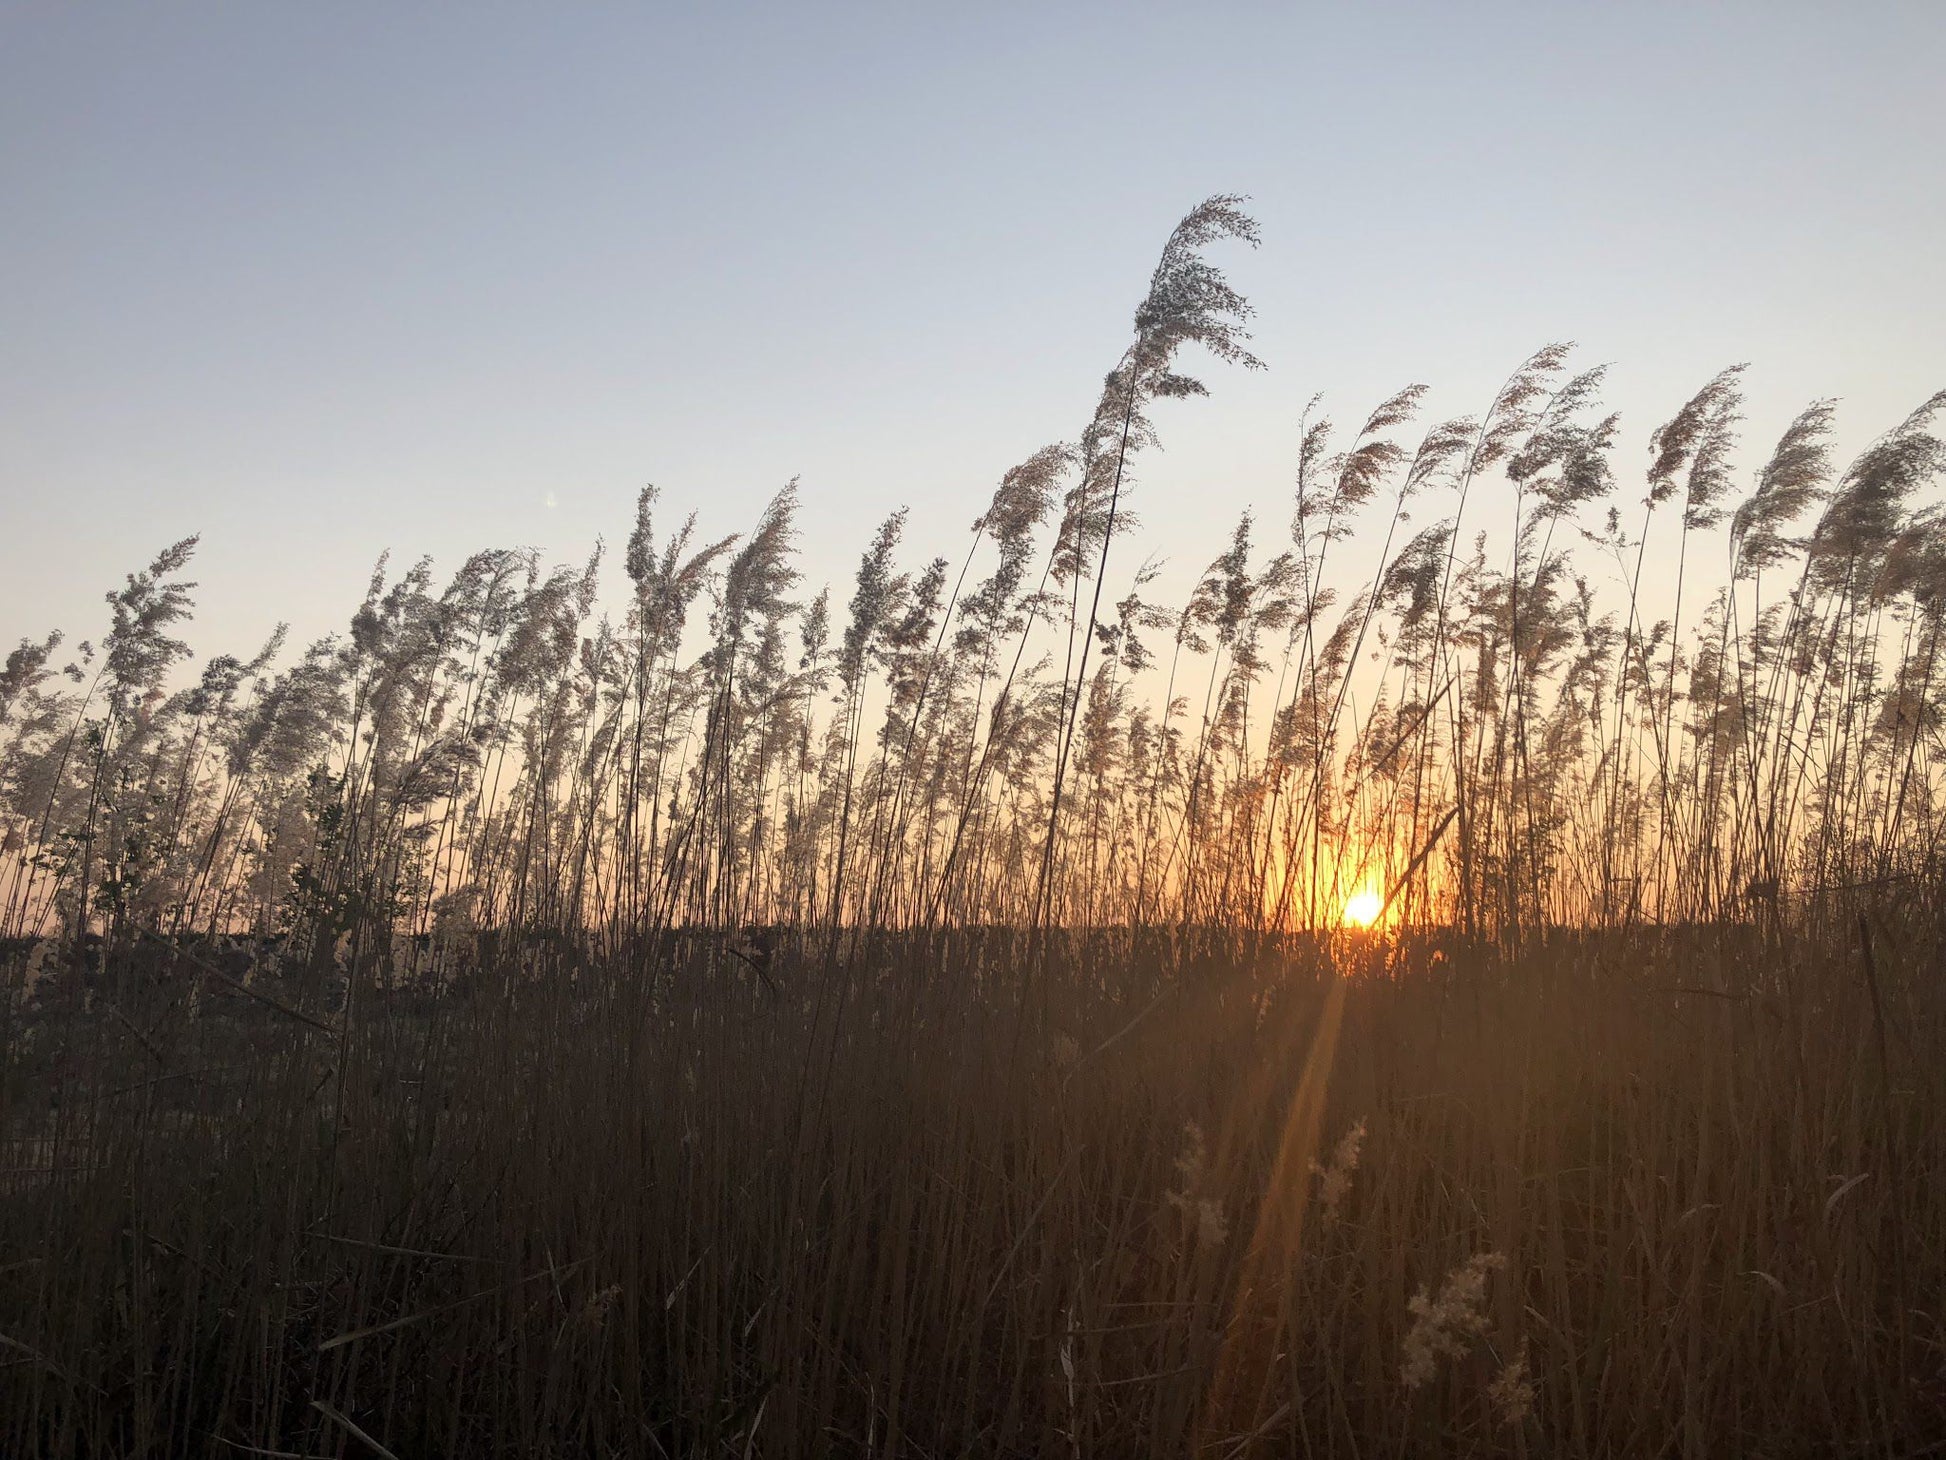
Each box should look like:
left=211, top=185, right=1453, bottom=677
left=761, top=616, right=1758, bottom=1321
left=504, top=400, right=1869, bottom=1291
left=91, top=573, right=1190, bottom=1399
left=4, top=199, right=1943, bottom=1455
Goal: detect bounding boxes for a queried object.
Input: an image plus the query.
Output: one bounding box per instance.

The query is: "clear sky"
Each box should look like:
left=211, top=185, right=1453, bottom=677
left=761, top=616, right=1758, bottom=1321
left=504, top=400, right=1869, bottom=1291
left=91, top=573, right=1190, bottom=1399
left=2, top=2, right=1941, bottom=661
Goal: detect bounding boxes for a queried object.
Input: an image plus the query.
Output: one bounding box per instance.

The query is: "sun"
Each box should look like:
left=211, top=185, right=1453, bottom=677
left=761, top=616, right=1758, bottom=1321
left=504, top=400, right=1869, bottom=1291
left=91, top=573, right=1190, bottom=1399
left=1343, top=890, right=1384, bottom=929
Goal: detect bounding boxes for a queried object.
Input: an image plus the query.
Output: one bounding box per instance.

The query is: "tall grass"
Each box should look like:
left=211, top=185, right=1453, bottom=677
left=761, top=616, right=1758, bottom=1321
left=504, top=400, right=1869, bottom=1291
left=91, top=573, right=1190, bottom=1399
left=3, top=198, right=1943, bottom=1455
left=4, top=200, right=1942, bottom=950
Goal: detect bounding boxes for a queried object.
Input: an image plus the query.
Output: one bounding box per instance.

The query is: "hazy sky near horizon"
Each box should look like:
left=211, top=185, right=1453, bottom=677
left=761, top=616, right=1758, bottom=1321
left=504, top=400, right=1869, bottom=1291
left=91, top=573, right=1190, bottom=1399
left=2, top=2, right=1941, bottom=663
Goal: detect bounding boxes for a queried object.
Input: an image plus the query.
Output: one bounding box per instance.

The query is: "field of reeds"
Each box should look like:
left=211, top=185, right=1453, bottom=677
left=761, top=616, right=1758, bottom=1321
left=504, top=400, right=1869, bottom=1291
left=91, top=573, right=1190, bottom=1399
left=3, top=198, right=1943, bottom=1456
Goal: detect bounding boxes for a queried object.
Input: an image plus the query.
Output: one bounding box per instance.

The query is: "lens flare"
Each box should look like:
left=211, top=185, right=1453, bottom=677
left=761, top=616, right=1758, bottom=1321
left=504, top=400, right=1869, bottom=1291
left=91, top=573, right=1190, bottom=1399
left=1343, top=890, right=1384, bottom=928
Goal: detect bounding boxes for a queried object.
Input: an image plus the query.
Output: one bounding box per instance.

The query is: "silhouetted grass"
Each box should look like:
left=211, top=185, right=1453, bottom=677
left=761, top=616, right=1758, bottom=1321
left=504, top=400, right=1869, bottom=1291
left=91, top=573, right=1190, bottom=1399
left=3, top=198, right=1944, bottom=1455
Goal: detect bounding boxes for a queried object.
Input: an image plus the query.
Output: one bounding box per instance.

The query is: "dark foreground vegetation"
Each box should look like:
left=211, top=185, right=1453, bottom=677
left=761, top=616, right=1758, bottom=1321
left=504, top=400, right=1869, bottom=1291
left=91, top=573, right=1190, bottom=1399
left=4, top=197, right=1944, bottom=1453
left=3, top=920, right=1943, bottom=1457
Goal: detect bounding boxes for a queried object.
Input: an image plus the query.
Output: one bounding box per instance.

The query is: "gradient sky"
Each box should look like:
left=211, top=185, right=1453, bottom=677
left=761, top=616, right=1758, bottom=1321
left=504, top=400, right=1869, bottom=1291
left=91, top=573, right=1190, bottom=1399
left=3, top=2, right=1941, bottom=664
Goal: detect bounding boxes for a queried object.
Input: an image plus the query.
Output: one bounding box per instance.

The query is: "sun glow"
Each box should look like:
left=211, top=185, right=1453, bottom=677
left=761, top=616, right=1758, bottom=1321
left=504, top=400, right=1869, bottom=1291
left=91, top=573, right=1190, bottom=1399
left=1343, top=890, right=1384, bottom=929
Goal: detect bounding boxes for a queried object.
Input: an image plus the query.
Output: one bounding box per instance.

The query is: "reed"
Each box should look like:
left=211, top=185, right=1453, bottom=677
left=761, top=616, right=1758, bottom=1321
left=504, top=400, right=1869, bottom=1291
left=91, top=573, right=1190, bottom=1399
left=3, top=198, right=1942, bottom=1456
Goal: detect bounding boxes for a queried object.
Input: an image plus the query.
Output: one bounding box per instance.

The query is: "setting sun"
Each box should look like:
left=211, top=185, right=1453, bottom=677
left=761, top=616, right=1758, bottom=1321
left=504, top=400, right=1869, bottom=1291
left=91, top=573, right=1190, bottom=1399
left=1343, top=890, right=1384, bottom=928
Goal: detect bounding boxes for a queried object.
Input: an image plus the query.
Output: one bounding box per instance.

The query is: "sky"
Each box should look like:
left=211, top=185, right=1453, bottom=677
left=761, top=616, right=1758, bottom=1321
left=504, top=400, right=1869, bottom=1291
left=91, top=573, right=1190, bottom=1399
left=2, top=2, right=1942, bottom=666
